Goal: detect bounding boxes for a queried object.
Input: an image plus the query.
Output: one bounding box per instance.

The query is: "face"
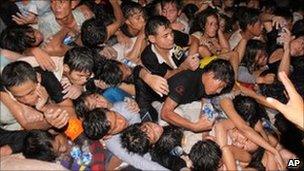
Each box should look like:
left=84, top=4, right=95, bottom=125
left=202, top=72, right=227, bottom=95
left=106, top=111, right=128, bottom=135
left=28, top=29, right=44, bottom=46
left=150, top=26, right=174, bottom=50
left=9, top=80, right=39, bottom=106
left=290, top=36, right=304, bottom=57
left=67, top=70, right=91, bottom=86
left=250, top=20, right=263, bottom=37
left=224, top=0, right=234, bottom=8
left=255, top=50, right=268, bottom=67
left=161, top=3, right=179, bottom=23
left=204, top=15, right=219, bottom=38
left=140, top=122, right=163, bottom=144
left=51, top=0, right=72, bottom=20
left=84, top=93, right=109, bottom=110
left=127, top=10, right=145, bottom=31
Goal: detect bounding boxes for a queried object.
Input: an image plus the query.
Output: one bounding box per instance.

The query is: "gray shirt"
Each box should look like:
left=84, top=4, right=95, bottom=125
left=105, top=102, right=168, bottom=170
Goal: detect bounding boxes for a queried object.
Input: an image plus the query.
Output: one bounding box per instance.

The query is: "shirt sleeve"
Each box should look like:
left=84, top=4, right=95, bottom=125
left=141, top=48, right=168, bottom=77
left=173, top=30, right=190, bottom=47
left=39, top=70, right=64, bottom=103
left=237, top=66, right=256, bottom=84
left=105, top=135, right=169, bottom=170
left=167, top=72, right=189, bottom=104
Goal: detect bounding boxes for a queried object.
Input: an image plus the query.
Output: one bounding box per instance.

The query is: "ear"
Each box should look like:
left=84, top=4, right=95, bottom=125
left=63, top=64, right=70, bottom=74
left=36, top=73, right=42, bottom=83
left=148, top=35, right=156, bottom=43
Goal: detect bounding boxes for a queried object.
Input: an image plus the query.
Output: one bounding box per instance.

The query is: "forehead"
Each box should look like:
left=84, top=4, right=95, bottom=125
left=70, top=70, right=91, bottom=76
left=9, top=80, right=36, bottom=96
left=128, top=9, right=143, bottom=17
left=155, top=25, right=171, bottom=36
left=162, top=2, right=178, bottom=9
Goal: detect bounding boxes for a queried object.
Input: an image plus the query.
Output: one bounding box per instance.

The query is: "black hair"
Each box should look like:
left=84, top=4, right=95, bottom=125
left=182, top=3, right=198, bottom=21
left=121, top=1, right=144, bottom=19
left=237, top=7, right=260, bottom=31
left=0, top=25, right=36, bottom=53
left=273, top=7, right=293, bottom=22
left=95, top=59, right=123, bottom=87
left=259, top=81, right=288, bottom=104
left=145, top=15, right=170, bottom=36
left=241, top=39, right=266, bottom=74
left=292, top=19, right=304, bottom=38
left=189, top=140, right=222, bottom=171
left=233, top=95, right=266, bottom=128
left=202, top=59, right=235, bottom=94
left=144, top=0, right=162, bottom=18
left=247, top=147, right=266, bottom=170
left=2, top=61, right=37, bottom=89
left=73, top=91, right=94, bottom=118
left=120, top=123, right=150, bottom=155
left=22, top=130, right=57, bottom=162
left=82, top=108, right=110, bottom=140
left=64, top=47, right=95, bottom=73
left=197, top=7, right=218, bottom=33
left=150, top=126, right=186, bottom=170
left=81, top=17, right=107, bottom=48
left=161, top=0, right=182, bottom=10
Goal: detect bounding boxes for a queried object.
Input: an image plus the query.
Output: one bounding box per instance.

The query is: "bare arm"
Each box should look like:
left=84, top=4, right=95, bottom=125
left=218, top=29, right=230, bottom=52
left=161, top=97, right=212, bottom=132
left=125, top=33, right=147, bottom=63
left=106, top=0, right=124, bottom=39
left=220, top=98, right=278, bottom=154
left=0, top=91, right=51, bottom=130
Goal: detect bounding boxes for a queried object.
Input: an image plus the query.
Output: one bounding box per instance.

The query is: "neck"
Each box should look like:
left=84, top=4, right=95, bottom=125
left=153, top=44, right=170, bottom=59
left=127, top=26, right=140, bottom=37
left=57, top=13, right=75, bottom=28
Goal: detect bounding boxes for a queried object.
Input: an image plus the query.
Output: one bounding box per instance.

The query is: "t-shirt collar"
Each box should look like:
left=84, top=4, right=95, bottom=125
left=151, top=44, right=177, bottom=68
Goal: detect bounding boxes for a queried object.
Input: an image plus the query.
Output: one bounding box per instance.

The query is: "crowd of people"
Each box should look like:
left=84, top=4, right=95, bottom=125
left=0, top=0, right=303, bottom=170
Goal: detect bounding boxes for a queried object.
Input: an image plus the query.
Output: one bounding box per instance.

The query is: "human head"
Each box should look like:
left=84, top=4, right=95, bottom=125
left=122, top=1, right=146, bottom=31
left=233, top=95, right=266, bottom=128
left=161, top=0, right=182, bottom=23
left=0, top=25, right=43, bottom=53
left=259, top=81, right=288, bottom=104
left=241, top=39, right=267, bottom=73
left=273, top=7, right=293, bottom=29
left=238, top=8, right=263, bottom=36
left=189, top=140, right=222, bottom=171
left=202, top=59, right=235, bottom=95
left=94, top=59, right=132, bottom=87
left=145, top=15, right=174, bottom=50
left=50, top=0, right=73, bottom=20
left=73, top=92, right=109, bottom=118
left=290, top=20, right=304, bottom=57
left=83, top=108, right=128, bottom=140
left=81, top=17, right=107, bottom=48
left=246, top=0, right=260, bottom=9
left=153, top=126, right=183, bottom=154
left=198, top=7, right=219, bottom=38
left=63, top=47, right=95, bottom=86
left=121, top=122, right=164, bottom=155
left=2, top=61, right=40, bottom=106
left=23, top=130, right=68, bottom=162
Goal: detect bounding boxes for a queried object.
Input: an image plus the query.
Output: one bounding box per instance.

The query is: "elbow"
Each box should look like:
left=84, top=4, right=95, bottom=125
left=160, top=108, right=171, bottom=122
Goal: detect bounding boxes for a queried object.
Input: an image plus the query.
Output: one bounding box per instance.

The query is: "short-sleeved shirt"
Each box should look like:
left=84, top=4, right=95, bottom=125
left=167, top=69, right=206, bottom=105
left=141, top=30, right=190, bottom=77
left=35, top=68, right=64, bottom=103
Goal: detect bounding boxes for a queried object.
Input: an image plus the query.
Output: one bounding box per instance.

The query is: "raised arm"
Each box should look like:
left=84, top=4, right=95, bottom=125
left=106, top=0, right=124, bottom=39
left=220, top=97, right=284, bottom=169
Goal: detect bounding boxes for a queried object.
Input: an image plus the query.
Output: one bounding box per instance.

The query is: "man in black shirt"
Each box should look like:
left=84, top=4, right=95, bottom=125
left=161, top=59, right=235, bottom=132
left=136, top=15, right=199, bottom=121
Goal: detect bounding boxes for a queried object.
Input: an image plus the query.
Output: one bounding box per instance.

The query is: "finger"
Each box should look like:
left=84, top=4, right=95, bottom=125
left=266, top=97, right=287, bottom=114
left=63, top=91, right=71, bottom=99
left=62, top=86, right=71, bottom=94
left=278, top=72, right=298, bottom=97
